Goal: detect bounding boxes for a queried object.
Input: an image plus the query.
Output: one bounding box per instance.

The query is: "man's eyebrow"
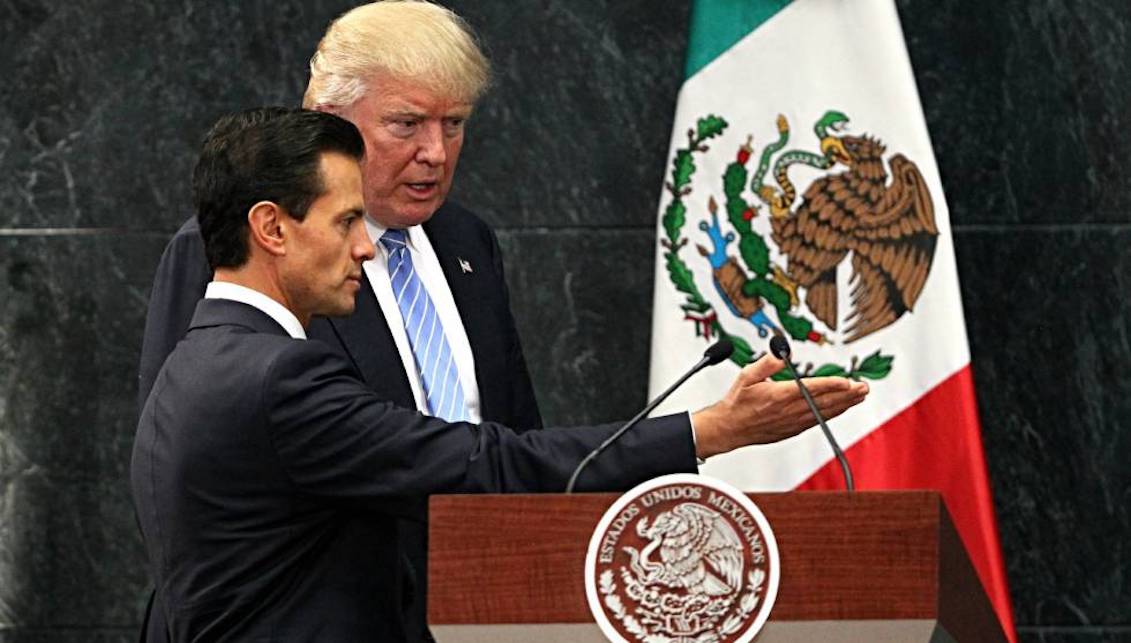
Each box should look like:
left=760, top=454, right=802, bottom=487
left=380, top=108, right=426, bottom=120
left=379, top=105, right=472, bottom=119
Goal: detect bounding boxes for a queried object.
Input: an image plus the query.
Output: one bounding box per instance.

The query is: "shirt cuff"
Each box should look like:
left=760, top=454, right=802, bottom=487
left=687, top=410, right=706, bottom=466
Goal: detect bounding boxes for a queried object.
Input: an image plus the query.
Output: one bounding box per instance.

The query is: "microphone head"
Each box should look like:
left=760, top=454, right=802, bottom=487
left=769, top=334, right=791, bottom=360
left=703, top=338, right=735, bottom=365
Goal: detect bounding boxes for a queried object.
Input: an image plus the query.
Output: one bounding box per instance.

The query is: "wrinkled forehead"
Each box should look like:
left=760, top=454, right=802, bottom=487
left=354, top=71, right=475, bottom=115
left=399, top=73, right=474, bottom=103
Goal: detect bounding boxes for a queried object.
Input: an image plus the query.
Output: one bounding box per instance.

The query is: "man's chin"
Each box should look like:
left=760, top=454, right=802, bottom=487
left=368, top=198, right=444, bottom=228
left=319, top=301, right=357, bottom=319
left=401, top=202, right=442, bottom=226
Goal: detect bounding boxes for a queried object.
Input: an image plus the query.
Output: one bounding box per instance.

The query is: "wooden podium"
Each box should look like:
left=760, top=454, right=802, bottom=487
left=428, top=490, right=1005, bottom=642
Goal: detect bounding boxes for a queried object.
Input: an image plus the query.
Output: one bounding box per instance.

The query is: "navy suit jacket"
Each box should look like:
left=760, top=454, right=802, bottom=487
left=136, top=203, right=545, bottom=640
left=131, top=299, right=696, bottom=641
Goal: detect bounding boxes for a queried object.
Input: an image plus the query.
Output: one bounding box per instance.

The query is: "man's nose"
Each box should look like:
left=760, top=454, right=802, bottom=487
left=414, top=122, right=446, bottom=166
left=353, top=226, right=376, bottom=262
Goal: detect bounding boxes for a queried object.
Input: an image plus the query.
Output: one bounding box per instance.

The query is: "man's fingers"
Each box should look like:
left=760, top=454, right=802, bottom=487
left=774, top=377, right=868, bottom=425
left=815, top=387, right=868, bottom=416
left=796, top=378, right=869, bottom=407
left=772, top=377, right=867, bottom=405
left=741, top=353, right=786, bottom=384
left=808, top=383, right=867, bottom=403
left=793, top=375, right=862, bottom=395
left=814, top=381, right=864, bottom=406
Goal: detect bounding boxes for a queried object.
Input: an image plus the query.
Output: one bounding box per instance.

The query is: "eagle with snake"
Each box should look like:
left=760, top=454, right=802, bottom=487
left=624, top=502, right=743, bottom=597
left=755, top=111, right=939, bottom=343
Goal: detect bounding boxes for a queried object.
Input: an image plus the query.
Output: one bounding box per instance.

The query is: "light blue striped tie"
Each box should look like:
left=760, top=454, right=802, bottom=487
left=380, top=229, right=470, bottom=422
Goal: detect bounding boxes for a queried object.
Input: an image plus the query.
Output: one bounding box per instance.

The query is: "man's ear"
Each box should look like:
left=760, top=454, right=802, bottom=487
left=247, top=201, right=287, bottom=257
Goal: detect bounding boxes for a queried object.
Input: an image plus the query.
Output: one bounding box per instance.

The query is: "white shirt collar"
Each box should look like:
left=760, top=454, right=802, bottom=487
left=365, top=217, right=422, bottom=256
left=204, top=281, right=307, bottom=340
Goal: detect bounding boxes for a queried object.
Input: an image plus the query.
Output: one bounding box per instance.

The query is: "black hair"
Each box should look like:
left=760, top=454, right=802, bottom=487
left=192, top=107, right=365, bottom=270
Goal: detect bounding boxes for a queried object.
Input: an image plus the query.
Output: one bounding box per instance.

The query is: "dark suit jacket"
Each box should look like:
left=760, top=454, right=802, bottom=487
left=131, top=298, right=696, bottom=641
left=138, top=202, right=542, bottom=430
left=136, top=203, right=543, bottom=640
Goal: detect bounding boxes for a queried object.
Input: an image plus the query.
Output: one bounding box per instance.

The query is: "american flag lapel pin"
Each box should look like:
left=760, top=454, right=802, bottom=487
left=458, top=257, right=473, bottom=274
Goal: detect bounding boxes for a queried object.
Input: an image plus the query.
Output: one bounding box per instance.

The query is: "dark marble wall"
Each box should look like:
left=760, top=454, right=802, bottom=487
left=900, top=2, right=1131, bottom=641
left=0, top=1, right=1125, bottom=641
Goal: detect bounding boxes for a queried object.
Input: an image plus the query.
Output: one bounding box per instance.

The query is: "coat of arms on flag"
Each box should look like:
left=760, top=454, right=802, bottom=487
left=660, top=109, right=939, bottom=379
left=646, top=1, right=1016, bottom=639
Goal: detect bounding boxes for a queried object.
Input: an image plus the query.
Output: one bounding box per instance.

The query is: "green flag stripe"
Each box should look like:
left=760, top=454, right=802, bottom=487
left=684, top=0, right=793, bottom=80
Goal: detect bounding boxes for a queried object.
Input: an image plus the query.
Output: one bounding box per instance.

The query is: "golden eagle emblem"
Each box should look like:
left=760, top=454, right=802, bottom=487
left=659, top=110, right=940, bottom=378
left=764, top=114, right=939, bottom=342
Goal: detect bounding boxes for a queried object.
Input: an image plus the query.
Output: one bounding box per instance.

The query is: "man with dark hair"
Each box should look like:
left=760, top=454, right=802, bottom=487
left=192, top=107, right=366, bottom=271
left=131, top=107, right=867, bottom=641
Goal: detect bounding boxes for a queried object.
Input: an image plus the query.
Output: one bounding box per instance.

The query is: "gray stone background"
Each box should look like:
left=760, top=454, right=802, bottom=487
left=0, top=1, right=1127, bottom=641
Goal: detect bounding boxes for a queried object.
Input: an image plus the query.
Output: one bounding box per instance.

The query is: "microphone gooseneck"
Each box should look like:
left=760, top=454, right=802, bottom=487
left=771, top=334, right=855, bottom=492
left=564, top=338, right=734, bottom=493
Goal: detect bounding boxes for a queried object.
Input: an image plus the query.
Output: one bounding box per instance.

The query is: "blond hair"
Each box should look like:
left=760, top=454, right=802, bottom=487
left=304, top=1, right=491, bottom=108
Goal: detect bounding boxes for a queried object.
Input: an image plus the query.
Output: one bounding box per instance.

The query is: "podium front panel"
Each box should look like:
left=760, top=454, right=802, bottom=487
left=428, top=491, right=1002, bottom=642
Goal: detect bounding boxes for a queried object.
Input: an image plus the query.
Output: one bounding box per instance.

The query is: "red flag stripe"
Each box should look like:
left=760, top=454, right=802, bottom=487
left=797, top=365, right=1017, bottom=642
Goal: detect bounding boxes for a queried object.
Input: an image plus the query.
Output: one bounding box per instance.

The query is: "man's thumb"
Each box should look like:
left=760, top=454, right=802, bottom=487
left=742, top=352, right=786, bottom=383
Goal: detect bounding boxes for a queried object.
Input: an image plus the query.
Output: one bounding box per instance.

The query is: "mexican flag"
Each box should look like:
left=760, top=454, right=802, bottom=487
left=647, top=0, right=1016, bottom=639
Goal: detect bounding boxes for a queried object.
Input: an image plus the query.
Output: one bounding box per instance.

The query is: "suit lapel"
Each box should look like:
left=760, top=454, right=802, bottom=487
left=322, top=271, right=415, bottom=406
left=423, top=207, right=504, bottom=421
left=423, top=208, right=484, bottom=350
left=319, top=203, right=503, bottom=418
left=425, top=217, right=472, bottom=312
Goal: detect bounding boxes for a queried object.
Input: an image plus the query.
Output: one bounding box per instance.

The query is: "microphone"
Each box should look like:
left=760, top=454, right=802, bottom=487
left=564, top=338, right=734, bottom=493
left=769, top=334, right=855, bottom=491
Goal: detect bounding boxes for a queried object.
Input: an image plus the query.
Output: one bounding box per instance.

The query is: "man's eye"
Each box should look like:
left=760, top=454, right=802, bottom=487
left=443, top=119, right=465, bottom=135
left=389, top=120, right=417, bottom=136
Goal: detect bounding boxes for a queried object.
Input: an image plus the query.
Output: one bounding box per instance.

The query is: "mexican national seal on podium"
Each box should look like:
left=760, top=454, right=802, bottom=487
left=585, top=474, right=780, bottom=643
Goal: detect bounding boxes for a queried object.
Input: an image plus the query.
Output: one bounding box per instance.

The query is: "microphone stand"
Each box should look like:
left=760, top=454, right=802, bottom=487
left=771, top=335, right=854, bottom=492
left=565, top=339, right=733, bottom=493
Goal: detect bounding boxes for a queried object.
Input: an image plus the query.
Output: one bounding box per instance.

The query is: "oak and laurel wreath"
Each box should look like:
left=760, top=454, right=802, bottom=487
left=598, top=568, right=766, bottom=642
left=659, top=115, right=893, bottom=381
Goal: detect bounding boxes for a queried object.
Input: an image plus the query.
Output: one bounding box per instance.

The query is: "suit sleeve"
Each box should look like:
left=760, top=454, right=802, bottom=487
left=137, top=217, right=211, bottom=412
left=482, top=224, right=543, bottom=431
left=264, top=340, right=696, bottom=514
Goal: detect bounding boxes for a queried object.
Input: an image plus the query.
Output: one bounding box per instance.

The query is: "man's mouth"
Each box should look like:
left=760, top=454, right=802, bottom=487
left=405, top=181, right=438, bottom=196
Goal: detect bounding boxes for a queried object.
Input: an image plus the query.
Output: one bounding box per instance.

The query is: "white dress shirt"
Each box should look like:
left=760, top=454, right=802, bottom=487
left=363, top=218, right=481, bottom=422
left=205, top=281, right=306, bottom=340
